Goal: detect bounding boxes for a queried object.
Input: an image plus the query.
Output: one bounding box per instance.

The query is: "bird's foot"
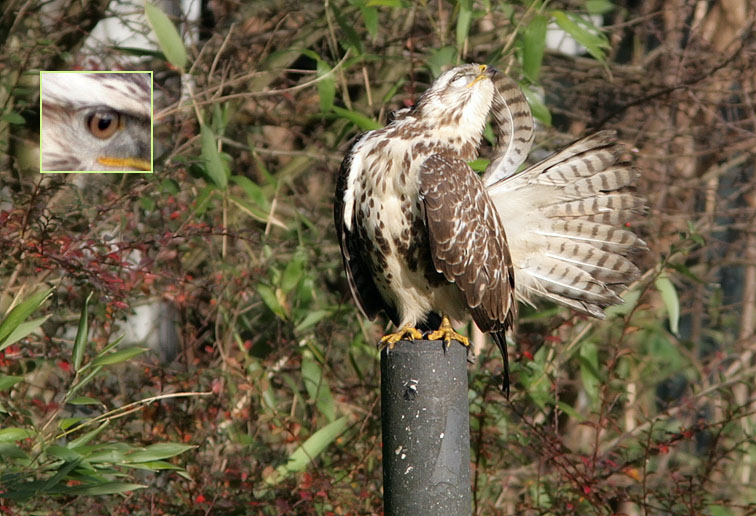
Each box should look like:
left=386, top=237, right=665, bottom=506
left=379, top=326, right=425, bottom=350
left=426, top=315, right=470, bottom=350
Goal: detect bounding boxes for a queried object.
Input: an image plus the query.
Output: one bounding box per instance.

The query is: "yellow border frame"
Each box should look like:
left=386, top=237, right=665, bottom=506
left=39, top=70, right=154, bottom=174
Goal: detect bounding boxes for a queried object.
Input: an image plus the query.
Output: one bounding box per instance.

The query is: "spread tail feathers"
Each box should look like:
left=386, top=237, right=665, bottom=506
left=487, top=131, right=647, bottom=318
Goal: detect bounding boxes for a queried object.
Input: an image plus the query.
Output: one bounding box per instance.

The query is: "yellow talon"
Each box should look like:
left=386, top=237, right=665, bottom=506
left=426, top=315, right=470, bottom=349
left=379, top=325, right=425, bottom=350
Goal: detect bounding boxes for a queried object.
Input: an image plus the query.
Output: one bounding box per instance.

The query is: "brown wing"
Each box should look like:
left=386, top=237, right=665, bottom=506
left=334, top=136, right=400, bottom=325
left=419, top=153, right=516, bottom=334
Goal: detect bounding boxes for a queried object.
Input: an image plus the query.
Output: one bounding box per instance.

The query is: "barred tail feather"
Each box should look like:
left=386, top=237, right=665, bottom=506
left=488, top=131, right=646, bottom=318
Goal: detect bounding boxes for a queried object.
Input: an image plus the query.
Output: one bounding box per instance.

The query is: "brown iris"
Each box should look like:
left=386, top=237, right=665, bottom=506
left=87, top=111, right=121, bottom=139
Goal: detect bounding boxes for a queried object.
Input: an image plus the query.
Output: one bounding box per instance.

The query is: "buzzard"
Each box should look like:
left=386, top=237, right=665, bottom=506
left=334, top=64, right=645, bottom=392
left=41, top=72, right=152, bottom=172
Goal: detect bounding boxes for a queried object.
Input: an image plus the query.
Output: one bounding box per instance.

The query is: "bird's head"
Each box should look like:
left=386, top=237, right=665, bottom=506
left=413, top=64, right=496, bottom=143
left=41, top=73, right=152, bottom=172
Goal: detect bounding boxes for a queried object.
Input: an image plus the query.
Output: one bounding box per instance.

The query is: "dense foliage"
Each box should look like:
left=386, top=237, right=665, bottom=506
left=1, top=0, right=755, bottom=514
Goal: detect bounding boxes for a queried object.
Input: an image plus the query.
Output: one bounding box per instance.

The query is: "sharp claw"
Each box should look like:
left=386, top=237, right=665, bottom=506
left=426, top=315, right=470, bottom=349
left=379, top=326, right=424, bottom=350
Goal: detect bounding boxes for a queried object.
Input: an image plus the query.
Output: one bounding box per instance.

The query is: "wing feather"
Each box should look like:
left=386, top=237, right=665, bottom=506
left=334, top=137, right=399, bottom=325
left=419, top=154, right=515, bottom=333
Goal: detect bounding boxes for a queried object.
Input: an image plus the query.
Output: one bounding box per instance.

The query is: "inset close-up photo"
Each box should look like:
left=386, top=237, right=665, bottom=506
left=39, top=72, right=152, bottom=173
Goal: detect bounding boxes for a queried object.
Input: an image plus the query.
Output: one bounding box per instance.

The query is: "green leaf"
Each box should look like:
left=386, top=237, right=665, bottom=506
left=230, top=175, right=269, bottom=210
left=579, top=341, right=601, bottom=404
left=59, top=417, right=86, bottom=430
left=332, top=106, right=382, bottom=131
left=257, top=284, right=287, bottom=320
left=330, top=3, right=363, bottom=55
left=90, top=347, right=148, bottom=367
left=200, top=124, right=228, bottom=190
left=0, top=287, right=53, bottom=350
left=360, top=6, right=378, bottom=37
left=708, top=505, right=735, bottom=516
left=366, top=0, right=408, bottom=5
left=1, top=111, right=25, bottom=124
left=73, top=292, right=93, bottom=371
left=555, top=401, right=583, bottom=422
left=550, top=11, right=608, bottom=62
left=295, top=310, right=331, bottom=333
left=301, top=351, right=336, bottom=422
left=655, top=273, right=680, bottom=336
left=139, top=196, right=156, bottom=211
left=47, top=445, right=82, bottom=461
left=520, top=84, right=551, bottom=125
left=0, top=375, right=23, bottom=391
left=281, top=252, right=306, bottom=293
left=426, top=46, right=457, bottom=77
left=66, top=482, right=146, bottom=496
left=522, top=14, right=547, bottom=82
left=586, top=0, right=615, bottom=14
left=125, top=443, right=195, bottom=463
left=144, top=1, right=187, bottom=69
left=68, top=396, right=103, bottom=406
left=66, top=365, right=103, bottom=400
left=316, top=60, right=335, bottom=113
left=68, top=422, right=109, bottom=449
left=0, top=315, right=51, bottom=352
left=0, top=427, right=33, bottom=442
left=605, top=288, right=641, bottom=317
left=468, top=158, right=490, bottom=173
left=229, top=196, right=275, bottom=225
left=456, top=1, right=473, bottom=50
left=122, top=459, right=185, bottom=471
left=0, top=442, right=28, bottom=459
left=270, top=416, right=348, bottom=483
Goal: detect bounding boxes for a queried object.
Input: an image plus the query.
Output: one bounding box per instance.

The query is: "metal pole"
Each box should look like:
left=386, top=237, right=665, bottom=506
left=381, top=339, right=472, bottom=516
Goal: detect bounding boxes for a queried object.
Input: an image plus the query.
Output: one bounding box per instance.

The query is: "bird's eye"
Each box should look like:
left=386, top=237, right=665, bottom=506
left=450, top=75, right=468, bottom=88
left=87, top=111, right=121, bottom=139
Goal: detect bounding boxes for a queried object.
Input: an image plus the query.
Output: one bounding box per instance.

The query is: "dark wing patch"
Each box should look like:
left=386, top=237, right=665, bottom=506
left=419, top=153, right=516, bottom=333
left=334, top=137, right=399, bottom=325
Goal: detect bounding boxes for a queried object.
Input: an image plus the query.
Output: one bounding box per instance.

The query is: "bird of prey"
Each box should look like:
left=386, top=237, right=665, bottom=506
left=40, top=72, right=152, bottom=172
left=334, top=64, right=646, bottom=392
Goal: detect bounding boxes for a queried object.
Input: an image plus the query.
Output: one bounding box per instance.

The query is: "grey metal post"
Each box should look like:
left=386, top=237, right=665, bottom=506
left=381, top=339, right=472, bottom=516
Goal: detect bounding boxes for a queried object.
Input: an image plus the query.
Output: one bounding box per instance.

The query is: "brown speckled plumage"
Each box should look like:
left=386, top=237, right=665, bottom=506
left=334, top=64, right=646, bottom=392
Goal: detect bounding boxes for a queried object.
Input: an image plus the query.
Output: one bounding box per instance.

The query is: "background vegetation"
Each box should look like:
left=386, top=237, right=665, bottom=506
left=1, top=0, right=755, bottom=514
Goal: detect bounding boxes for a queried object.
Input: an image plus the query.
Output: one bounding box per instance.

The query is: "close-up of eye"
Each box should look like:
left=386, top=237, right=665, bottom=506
left=86, top=110, right=121, bottom=139
left=450, top=74, right=468, bottom=87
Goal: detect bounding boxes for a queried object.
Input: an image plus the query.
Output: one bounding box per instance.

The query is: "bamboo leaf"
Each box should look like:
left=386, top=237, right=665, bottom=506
left=0, top=375, right=23, bottom=391
left=270, top=416, right=348, bottom=483
left=67, top=482, right=146, bottom=496
left=332, top=106, right=382, bottom=131
left=522, top=14, right=547, bottom=82
left=200, top=124, right=228, bottom=190
left=68, top=396, right=104, bottom=406
left=90, top=347, right=147, bottom=367
left=0, top=428, right=34, bottom=442
left=456, top=1, right=473, bottom=50
left=0, top=316, right=50, bottom=352
left=655, top=273, right=680, bottom=336
left=551, top=11, right=608, bottom=62
left=257, top=284, right=288, bottom=320
left=73, top=292, right=93, bottom=371
left=316, top=60, right=335, bottom=113
left=301, top=351, right=336, bottom=423
left=124, top=443, right=195, bottom=463
left=0, top=288, right=53, bottom=350
left=579, top=341, right=601, bottom=404
left=144, top=1, right=187, bottom=69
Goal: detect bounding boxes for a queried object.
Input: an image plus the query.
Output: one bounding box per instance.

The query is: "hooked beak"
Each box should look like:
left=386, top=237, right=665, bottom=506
left=467, top=64, right=490, bottom=88
left=97, top=156, right=152, bottom=171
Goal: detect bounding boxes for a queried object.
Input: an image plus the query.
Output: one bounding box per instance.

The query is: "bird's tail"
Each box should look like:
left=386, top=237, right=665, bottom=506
left=487, top=131, right=647, bottom=318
